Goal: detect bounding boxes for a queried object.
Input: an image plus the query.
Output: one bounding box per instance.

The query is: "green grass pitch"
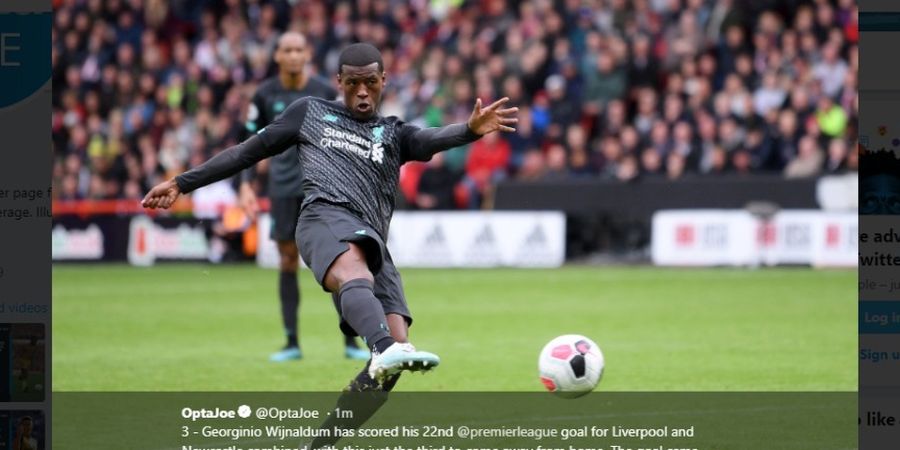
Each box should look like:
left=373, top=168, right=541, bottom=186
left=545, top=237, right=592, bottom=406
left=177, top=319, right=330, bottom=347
left=53, top=264, right=856, bottom=392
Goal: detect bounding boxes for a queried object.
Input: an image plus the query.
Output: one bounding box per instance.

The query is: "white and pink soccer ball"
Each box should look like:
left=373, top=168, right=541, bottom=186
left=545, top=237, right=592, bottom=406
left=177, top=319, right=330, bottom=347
left=538, top=334, right=604, bottom=398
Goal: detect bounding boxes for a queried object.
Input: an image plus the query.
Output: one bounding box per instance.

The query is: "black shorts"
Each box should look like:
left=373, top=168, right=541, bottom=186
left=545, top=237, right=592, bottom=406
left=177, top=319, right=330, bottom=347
left=296, top=202, right=412, bottom=335
left=269, top=196, right=303, bottom=241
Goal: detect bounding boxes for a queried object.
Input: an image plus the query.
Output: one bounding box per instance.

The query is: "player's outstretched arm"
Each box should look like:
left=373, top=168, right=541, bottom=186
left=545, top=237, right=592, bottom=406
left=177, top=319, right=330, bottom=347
left=141, top=134, right=275, bottom=209
left=401, top=97, right=518, bottom=162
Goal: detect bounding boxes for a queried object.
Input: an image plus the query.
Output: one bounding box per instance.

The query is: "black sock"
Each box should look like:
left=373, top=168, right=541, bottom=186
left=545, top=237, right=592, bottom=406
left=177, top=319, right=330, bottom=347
left=372, top=336, right=393, bottom=353
left=279, top=271, right=299, bottom=347
left=338, top=279, right=394, bottom=352
left=333, top=292, right=360, bottom=349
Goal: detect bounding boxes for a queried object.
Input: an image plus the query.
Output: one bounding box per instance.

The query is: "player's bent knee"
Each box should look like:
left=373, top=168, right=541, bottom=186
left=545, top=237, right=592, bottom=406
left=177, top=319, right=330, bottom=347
left=324, top=244, right=374, bottom=291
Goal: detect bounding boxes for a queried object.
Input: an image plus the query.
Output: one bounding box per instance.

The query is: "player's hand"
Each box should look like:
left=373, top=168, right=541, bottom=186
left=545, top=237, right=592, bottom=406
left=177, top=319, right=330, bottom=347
left=238, top=182, right=260, bottom=219
left=141, top=179, right=181, bottom=209
left=468, top=97, right=518, bottom=135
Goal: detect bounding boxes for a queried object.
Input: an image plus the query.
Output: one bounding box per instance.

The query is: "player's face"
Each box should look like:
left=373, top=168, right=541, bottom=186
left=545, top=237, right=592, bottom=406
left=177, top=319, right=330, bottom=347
left=275, top=35, right=308, bottom=76
left=338, top=63, right=385, bottom=119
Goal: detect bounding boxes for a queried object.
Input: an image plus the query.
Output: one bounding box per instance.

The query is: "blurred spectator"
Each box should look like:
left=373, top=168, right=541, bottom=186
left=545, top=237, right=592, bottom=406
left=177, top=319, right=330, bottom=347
left=731, top=150, right=753, bottom=175
left=825, top=138, right=849, bottom=173
left=416, top=153, right=459, bottom=210
left=816, top=95, right=848, bottom=138
left=784, top=136, right=825, bottom=178
left=543, top=144, right=569, bottom=179
left=640, top=148, right=664, bottom=177
left=461, top=132, right=511, bottom=209
left=516, top=150, right=546, bottom=181
left=813, top=42, right=848, bottom=98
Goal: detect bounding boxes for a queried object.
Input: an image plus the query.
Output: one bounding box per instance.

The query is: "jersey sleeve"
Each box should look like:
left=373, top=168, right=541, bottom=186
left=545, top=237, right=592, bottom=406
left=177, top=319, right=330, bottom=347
left=175, top=99, right=309, bottom=193
left=398, top=121, right=482, bottom=163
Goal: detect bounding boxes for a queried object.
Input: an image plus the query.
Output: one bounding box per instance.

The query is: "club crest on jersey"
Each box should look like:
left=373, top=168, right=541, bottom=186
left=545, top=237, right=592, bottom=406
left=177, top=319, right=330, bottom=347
left=372, top=126, right=385, bottom=143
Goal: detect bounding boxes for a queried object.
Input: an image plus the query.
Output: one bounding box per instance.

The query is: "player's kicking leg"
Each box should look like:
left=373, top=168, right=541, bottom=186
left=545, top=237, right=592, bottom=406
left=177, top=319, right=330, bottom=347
left=324, top=243, right=439, bottom=382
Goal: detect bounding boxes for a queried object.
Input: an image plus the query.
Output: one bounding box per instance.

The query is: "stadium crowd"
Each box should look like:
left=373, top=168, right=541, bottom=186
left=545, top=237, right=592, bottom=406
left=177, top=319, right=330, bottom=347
left=52, top=0, right=858, bottom=209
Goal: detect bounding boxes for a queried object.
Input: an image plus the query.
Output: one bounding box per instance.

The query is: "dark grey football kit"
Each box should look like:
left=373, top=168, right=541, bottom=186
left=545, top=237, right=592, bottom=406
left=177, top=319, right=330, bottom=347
left=243, top=76, right=337, bottom=240
left=176, top=97, right=480, bottom=336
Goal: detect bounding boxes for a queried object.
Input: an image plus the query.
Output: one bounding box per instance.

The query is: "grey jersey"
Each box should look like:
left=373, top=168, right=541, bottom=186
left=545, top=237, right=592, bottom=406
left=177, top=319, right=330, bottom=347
left=244, top=76, right=337, bottom=197
left=177, top=97, right=481, bottom=238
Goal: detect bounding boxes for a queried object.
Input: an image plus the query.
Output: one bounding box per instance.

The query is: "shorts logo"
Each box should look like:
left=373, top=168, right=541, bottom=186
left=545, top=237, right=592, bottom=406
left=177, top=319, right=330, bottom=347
left=355, top=229, right=367, bottom=235
left=274, top=101, right=286, bottom=113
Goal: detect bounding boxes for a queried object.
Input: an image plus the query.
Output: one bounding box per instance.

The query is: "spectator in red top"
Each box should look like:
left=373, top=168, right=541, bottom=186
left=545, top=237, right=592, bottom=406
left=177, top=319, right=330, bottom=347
left=461, top=131, right=511, bottom=209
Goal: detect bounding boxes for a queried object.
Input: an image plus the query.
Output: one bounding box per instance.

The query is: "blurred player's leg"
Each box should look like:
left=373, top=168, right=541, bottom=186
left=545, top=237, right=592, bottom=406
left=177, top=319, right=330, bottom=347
left=271, top=240, right=302, bottom=362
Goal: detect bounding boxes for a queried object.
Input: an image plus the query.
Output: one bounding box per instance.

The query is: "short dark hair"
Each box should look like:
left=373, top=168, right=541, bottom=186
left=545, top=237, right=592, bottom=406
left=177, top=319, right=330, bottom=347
left=337, top=43, right=383, bottom=74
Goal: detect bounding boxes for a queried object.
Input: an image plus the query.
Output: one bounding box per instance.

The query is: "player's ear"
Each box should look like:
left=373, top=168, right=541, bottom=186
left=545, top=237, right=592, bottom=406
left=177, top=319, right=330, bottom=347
left=381, top=72, right=387, bottom=88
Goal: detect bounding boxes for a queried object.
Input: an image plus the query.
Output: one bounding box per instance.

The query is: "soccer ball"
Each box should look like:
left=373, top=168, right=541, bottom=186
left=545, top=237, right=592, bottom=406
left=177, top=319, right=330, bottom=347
left=538, top=334, right=604, bottom=398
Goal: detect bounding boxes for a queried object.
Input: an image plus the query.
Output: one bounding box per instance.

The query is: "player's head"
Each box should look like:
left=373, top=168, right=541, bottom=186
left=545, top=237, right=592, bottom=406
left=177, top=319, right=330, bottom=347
left=274, top=32, right=308, bottom=76
left=336, top=43, right=385, bottom=119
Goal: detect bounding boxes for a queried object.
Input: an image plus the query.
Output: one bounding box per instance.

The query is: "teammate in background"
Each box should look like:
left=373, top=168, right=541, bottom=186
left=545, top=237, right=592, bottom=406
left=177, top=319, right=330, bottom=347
left=143, top=43, right=517, bottom=441
left=241, top=32, right=369, bottom=362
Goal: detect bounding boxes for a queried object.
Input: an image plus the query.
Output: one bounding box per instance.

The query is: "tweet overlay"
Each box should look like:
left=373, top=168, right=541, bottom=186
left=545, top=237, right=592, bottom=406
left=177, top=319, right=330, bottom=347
left=53, top=393, right=854, bottom=450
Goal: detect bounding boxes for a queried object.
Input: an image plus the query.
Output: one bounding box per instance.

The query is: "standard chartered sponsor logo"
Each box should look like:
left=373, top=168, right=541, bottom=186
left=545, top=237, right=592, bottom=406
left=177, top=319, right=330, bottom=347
left=319, top=136, right=370, bottom=157
left=324, top=127, right=370, bottom=146
left=321, top=127, right=385, bottom=164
